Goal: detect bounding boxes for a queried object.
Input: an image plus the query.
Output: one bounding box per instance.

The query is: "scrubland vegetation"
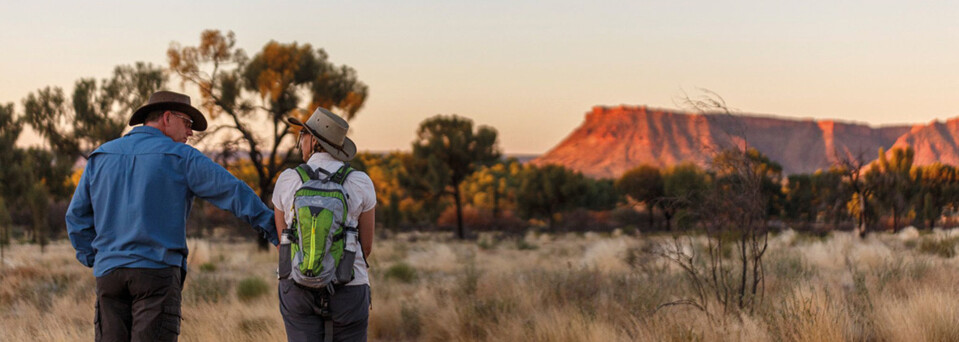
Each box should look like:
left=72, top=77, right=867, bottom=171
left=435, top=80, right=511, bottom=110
left=3, top=30, right=959, bottom=342
left=5, top=228, right=959, bottom=341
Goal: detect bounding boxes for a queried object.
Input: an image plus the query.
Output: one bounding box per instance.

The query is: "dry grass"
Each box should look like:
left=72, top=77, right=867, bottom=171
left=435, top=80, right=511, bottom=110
left=4, top=229, right=959, bottom=341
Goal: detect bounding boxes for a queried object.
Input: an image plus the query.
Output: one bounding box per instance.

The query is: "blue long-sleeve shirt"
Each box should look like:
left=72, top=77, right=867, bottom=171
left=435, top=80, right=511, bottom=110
left=66, top=126, right=278, bottom=277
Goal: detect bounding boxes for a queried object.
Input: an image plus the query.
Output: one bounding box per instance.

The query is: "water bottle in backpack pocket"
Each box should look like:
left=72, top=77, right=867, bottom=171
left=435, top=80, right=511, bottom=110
left=335, top=227, right=359, bottom=283
left=278, top=229, right=293, bottom=279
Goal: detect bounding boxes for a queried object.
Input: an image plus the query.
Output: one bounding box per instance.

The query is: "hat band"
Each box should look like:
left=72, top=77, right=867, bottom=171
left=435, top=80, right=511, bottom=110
left=304, top=125, right=347, bottom=154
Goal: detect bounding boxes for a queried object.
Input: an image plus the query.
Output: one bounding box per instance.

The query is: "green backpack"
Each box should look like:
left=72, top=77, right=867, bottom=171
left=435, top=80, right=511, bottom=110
left=282, top=162, right=359, bottom=289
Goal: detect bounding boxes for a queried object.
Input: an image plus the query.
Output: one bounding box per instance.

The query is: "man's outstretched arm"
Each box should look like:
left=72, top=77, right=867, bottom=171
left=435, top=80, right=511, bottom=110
left=185, top=150, right=278, bottom=245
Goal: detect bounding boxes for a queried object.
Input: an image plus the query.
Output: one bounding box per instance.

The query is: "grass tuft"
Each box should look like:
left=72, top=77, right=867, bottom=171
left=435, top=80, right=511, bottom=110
left=184, top=273, right=231, bottom=304
left=917, top=235, right=959, bottom=258
left=384, top=262, right=418, bottom=283
left=236, top=276, right=270, bottom=302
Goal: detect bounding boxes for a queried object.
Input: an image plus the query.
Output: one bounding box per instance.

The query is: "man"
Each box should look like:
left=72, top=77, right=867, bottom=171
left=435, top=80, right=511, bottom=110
left=66, top=90, right=278, bottom=342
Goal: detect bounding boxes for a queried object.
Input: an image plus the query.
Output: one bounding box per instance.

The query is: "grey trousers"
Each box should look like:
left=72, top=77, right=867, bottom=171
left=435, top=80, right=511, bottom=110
left=95, top=267, right=183, bottom=342
left=278, top=280, right=370, bottom=342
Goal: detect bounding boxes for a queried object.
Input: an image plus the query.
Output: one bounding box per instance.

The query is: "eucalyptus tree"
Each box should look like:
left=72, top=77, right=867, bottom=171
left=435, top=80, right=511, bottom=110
left=408, top=115, right=500, bottom=238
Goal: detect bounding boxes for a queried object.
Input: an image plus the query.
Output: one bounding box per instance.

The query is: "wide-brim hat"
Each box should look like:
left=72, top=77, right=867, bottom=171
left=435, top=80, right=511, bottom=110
left=129, top=91, right=208, bottom=131
left=288, top=107, right=356, bottom=162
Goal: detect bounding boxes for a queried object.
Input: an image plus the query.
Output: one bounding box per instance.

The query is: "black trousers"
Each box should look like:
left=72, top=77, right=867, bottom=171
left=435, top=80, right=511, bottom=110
left=95, top=267, right=183, bottom=342
left=278, top=280, right=370, bottom=342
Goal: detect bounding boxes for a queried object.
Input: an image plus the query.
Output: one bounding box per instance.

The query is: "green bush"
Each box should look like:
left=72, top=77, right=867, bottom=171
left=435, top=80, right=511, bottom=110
left=385, top=262, right=418, bottom=283
left=236, top=276, right=270, bottom=302
left=185, top=274, right=230, bottom=304
left=917, top=236, right=959, bottom=258
left=515, top=239, right=537, bottom=250
left=477, top=237, right=497, bottom=250
left=199, top=262, right=217, bottom=272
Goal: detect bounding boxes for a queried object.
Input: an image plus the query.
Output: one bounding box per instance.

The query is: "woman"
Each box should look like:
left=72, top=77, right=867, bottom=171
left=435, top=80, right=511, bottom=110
left=272, top=107, right=376, bottom=342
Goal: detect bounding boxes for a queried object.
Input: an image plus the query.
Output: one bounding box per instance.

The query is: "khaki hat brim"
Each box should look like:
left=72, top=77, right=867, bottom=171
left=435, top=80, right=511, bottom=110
left=288, top=117, right=356, bottom=162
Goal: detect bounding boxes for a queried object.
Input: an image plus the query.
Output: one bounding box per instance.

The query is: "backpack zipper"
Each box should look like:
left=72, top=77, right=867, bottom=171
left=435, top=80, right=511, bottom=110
left=309, top=217, right=317, bottom=273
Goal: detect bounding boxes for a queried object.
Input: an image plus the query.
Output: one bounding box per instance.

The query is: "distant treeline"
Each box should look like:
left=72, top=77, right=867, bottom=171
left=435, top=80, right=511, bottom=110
left=3, top=30, right=958, bottom=255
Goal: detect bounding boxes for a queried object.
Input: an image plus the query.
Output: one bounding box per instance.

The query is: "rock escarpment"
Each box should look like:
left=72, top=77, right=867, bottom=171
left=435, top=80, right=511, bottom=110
left=532, top=105, right=941, bottom=178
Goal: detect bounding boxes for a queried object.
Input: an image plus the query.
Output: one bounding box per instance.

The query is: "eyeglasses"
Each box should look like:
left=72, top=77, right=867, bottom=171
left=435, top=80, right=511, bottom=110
left=295, top=130, right=307, bottom=151
left=170, top=112, right=193, bottom=129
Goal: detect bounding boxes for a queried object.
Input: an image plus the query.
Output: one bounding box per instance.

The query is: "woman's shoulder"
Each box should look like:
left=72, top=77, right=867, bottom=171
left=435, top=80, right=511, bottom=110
left=274, top=168, right=303, bottom=191
left=346, top=169, right=375, bottom=190
left=278, top=167, right=301, bottom=180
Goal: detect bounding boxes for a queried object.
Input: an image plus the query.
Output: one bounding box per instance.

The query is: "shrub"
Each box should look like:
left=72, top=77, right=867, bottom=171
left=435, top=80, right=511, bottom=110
left=384, top=262, right=418, bottom=283
left=199, top=262, right=217, bottom=272
left=515, top=238, right=537, bottom=250
left=767, top=251, right=815, bottom=285
left=236, top=276, right=270, bottom=302
left=185, top=274, right=230, bottom=304
left=458, top=263, right=482, bottom=296
left=917, top=236, right=959, bottom=258
left=477, top=235, right=497, bottom=250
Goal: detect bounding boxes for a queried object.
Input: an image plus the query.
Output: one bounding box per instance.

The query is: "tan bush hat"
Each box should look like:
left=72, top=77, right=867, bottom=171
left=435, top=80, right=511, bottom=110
left=288, top=107, right=356, bottom=161
left=129, top=91, right=208, bottom=131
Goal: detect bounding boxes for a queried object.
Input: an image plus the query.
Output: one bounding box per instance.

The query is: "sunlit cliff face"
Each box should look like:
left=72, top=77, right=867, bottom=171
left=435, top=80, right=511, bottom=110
left=528, top=105, right=959, bottom=178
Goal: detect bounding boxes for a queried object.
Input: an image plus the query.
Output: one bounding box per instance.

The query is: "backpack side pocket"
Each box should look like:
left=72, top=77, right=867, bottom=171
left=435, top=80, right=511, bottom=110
left=335, top=228, right=358, bottom=283
left=278, top=229, right=293, bottom=279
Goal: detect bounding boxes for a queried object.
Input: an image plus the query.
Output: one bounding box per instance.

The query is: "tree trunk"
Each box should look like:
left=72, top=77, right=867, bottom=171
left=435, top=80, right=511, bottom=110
left=857, top=194, right=868, bottom=238
left=454, top=185, right=465, bottom=239
left=892, top=207, right=899, bottom=233
left=663, top=210, right=673, bottom=231
left=647, top=203, right=655, bottom=230
left=492, top=188, right=500, bottom=219
left=388, top=193, right=400, bottom=230
left=738, top=235, right=748, bottom=309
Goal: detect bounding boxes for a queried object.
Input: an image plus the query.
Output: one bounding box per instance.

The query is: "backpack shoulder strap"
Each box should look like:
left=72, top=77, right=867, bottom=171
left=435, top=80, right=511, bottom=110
left=294, top=164, right=318, bottom=183
left=295, top=163, right=337, bottom=182
left=330, top=162, right=354, bottom=185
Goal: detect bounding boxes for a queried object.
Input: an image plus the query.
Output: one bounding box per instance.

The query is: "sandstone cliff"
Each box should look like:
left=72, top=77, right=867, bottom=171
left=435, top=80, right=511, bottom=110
left=532, top=105, right=927, bottom=178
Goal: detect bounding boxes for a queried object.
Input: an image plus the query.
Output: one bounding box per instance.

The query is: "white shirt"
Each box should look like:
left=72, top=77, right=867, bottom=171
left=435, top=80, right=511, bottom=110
left=272, top=152, right=377, bottom=286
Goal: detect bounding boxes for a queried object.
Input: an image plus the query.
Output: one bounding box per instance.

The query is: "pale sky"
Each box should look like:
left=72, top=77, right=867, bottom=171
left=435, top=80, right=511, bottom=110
left=3, top=1, right=958, bottom=154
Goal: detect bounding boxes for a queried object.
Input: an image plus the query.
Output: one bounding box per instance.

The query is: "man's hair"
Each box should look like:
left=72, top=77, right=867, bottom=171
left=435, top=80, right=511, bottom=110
left=143, top=109, right=167, bottom=123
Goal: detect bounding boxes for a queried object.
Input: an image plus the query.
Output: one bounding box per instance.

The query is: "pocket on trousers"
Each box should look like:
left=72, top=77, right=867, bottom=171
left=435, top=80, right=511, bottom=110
left=94, top=300, right=102, bottom=341
left=331, top=285, right=370, bottom=324
left=141, top=268, right=179, bottom=289
left=156, top=304, right=181, bottom=342
left=279, top=279, right=314, bottom=315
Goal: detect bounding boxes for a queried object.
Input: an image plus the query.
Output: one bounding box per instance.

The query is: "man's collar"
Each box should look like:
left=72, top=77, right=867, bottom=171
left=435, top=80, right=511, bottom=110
left=126, top=126, right=164, bottom=136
